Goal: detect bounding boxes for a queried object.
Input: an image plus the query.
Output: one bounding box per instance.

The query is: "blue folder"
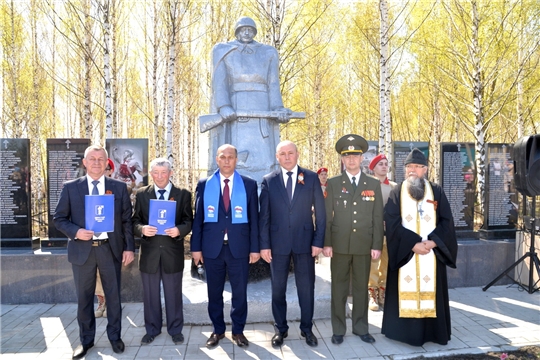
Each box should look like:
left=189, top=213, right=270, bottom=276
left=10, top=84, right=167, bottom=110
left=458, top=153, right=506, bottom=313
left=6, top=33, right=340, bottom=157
left=149, top=199, right=177, bottom=235
left=85, top=194, right=114, bottom=232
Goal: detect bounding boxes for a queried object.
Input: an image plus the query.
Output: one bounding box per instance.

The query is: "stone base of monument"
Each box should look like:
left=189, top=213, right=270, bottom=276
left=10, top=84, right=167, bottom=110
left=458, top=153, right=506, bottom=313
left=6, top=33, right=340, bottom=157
left=190, top=258, right=291, bottom=283
left=479, top=228, right=516, bottom=240
left=40, top=237, right=144, bottom=250
left=40, top=238, right=67, bottom=248
left=0, top=241, right=517, bottom=322
left=456, top=230, right=479, bottom=239
left=0, top=252, right=332, bottom=325
left=0, top=237, right=40, bottom=249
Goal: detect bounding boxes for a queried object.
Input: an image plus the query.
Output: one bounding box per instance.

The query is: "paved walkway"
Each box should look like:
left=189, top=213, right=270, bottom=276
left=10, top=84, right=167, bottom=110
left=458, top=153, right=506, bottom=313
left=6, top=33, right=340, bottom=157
left=1, top=285, right=539, bottom=359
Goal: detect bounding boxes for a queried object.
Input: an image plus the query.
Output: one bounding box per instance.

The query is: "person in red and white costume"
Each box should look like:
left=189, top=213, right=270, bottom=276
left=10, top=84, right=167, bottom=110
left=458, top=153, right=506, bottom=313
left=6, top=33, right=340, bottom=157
left=317, top=168, right=328, bottom=198
left=367, top=154, right=396, bottom=311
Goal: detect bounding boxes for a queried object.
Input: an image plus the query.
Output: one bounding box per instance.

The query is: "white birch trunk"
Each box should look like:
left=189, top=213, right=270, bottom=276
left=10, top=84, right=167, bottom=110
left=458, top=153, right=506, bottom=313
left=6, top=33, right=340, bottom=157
left=8, top=0, right=21, bottom=138
left=379, top=0, right=393, bottom=179
left=166, top=5, right=176, bottom=166
left=84, top=0, right=92, bottom=138
left=102, top=1, right=113, bottom=139
left=431, top=89, right=442, bottom=183
left=471, top=1, right=486, bottom=215
left=516, top=21, right=524, bottom=139
left=152, top=0, right=160, bottom=157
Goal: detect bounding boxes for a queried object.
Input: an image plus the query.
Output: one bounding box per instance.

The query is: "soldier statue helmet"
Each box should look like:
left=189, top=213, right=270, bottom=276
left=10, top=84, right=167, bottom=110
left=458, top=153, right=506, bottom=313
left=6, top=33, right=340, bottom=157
left=235, top=16, right=257, bottom=37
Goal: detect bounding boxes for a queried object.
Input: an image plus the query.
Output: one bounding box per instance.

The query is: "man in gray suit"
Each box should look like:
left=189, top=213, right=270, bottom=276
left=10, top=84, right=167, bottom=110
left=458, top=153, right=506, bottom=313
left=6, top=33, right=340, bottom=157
left=54, top=145, right=135, bottom=359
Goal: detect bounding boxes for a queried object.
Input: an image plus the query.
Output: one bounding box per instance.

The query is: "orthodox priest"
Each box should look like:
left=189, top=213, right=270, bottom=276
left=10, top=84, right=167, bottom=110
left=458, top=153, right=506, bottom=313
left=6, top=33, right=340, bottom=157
left=381, top=148, right=458, bottom=346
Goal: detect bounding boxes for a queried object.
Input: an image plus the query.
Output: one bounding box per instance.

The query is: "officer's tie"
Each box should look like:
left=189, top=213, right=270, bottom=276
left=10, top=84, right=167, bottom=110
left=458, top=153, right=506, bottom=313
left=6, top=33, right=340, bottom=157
left=351, top=176, right=357, bottom=192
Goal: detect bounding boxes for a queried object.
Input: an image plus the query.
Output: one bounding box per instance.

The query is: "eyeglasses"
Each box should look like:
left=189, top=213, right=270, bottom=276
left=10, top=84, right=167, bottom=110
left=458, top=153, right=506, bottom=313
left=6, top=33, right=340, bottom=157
left=405, top=164, right=426, bottom=170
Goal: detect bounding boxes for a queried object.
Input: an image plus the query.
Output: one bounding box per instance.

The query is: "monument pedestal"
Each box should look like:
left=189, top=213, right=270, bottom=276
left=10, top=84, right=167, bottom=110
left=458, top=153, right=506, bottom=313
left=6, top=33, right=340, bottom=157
left=479, top=228, right=516, bottom=240
left=0, top=237, right=40, bottom=250
left=40, top=238, right=67, bottom=248
left=456, top=230, right=478, bottom=239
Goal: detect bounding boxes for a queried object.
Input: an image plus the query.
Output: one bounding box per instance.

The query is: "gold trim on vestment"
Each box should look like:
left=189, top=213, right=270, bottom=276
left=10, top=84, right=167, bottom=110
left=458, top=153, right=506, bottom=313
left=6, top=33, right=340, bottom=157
left=398, top=180, right=437, bottom=318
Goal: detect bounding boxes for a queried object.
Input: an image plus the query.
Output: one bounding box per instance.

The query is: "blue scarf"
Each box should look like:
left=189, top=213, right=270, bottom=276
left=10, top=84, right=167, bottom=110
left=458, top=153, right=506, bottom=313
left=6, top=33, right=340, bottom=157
left=203, top=170, right=247, bottom=223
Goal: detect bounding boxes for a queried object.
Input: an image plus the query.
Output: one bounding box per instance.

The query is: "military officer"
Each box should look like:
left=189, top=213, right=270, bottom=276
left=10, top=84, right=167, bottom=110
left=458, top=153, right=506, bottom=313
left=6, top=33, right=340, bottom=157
left=322, top=134, right=384, bottom=345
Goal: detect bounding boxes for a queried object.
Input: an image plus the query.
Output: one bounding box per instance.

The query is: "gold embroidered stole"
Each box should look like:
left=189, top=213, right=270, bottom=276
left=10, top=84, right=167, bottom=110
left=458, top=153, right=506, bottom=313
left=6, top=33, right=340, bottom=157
left=398, top=180, right=437, bottom=318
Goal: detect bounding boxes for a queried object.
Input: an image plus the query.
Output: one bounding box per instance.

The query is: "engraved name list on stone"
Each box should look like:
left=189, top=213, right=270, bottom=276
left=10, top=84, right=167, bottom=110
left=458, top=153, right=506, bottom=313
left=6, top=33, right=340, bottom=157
left=0, top=138, right=31, bottom=241
left=48, top=150, right=84, bottom=214
left=441, top=143, right=475, bottom=230
left=46, top=139, right=89, bottom=242
left=443, top=151, right=468, bottom=228
left=0, top=149, right=23, bottom=225
left=487, top=147, right=515, bottom=228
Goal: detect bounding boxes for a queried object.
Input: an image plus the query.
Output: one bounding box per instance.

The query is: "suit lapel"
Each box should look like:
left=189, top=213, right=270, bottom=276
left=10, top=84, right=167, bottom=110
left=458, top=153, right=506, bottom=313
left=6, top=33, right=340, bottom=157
left=168, top=185, right=179, bottom=201
left=290, top=166, right=304, bottom=208
left=77, top=177, right=90, bottom=206
left=104, top=176, right=112, bottom=194
left=146, top=184, right=157, bottom=200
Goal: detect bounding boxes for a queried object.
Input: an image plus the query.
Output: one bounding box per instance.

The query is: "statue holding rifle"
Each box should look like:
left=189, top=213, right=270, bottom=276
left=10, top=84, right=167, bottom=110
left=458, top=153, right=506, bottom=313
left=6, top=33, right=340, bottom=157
left=200, top=16, right=305, bottom=184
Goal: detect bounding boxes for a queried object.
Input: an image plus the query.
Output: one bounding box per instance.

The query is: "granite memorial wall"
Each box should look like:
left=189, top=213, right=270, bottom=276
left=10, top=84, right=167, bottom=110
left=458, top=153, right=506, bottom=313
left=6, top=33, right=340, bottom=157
left=362, top=141, right=429, bottom=182
left=440, top=143, right=476, bottom=231
left=0, top=138, right=38, bottom=248
left=485, top=143, right=518, bottom=230
left=44, top=139, right=90, bottom=247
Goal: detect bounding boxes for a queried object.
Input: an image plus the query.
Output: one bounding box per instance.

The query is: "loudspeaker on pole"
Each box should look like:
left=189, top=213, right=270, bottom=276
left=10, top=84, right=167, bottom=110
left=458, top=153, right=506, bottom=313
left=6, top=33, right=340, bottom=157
left=514, top=135, right=540, bottom=197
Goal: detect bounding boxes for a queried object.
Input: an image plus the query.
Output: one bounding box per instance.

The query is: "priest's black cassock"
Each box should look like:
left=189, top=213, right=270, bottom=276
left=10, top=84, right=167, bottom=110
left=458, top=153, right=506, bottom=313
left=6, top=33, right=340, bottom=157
left=381, top=182, right=458, bottom=346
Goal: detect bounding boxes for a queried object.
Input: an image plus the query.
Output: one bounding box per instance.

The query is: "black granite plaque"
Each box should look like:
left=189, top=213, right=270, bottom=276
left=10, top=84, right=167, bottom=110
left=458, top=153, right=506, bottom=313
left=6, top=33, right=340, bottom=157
left=485, top=144, right=517, bottom=229
left=361, top=141, right=380, bottom=175
left=359, top=141, right=429, bottom=182
left=46, top=139, right=90, bottom=244
left=440, top=143, right=475, bottom=231
left=0, top=138, right=35, bottom=247
left=393, top=142, right=429, bottom=184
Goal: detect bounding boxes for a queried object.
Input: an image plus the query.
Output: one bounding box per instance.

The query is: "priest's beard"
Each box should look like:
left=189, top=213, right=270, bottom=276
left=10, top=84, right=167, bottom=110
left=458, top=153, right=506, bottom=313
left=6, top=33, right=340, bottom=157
left=407, top=176, right=425, bottom=201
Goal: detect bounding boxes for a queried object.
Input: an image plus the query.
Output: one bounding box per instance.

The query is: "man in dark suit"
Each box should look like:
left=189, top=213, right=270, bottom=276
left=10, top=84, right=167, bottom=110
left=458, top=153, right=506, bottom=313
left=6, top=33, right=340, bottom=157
left=259, top=140, right=326, bottom=348
left=191, top=144, right=260, bottom=349
left=132, top=158, right=193, bottom=346
left=54, top=145, right=135, bottom=359
left=322, top=134, right=384, bottom=345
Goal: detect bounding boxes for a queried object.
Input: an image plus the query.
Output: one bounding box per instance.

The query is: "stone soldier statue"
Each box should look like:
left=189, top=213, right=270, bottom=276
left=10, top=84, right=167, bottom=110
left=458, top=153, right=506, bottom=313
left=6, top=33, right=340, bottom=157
left=200, top=16, right=304, bottom=184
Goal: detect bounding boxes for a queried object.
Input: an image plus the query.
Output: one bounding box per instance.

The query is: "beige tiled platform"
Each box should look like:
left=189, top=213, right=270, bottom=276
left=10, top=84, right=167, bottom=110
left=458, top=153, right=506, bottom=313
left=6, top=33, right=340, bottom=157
left=1, top=285, right=539, bottom=359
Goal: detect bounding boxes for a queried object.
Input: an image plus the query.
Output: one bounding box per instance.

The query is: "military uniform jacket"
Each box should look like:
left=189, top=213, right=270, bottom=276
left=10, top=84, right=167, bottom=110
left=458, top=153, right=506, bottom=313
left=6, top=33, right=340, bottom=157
left=324, top=172, right=384, bottom=255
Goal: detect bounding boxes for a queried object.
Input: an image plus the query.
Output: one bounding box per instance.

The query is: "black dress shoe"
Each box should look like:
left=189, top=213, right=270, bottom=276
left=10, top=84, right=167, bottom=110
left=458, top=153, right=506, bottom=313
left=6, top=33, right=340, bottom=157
left=141, top=333, right=158, bottom=345
left=72, top=343, right=93, bottom=359
left=232, top=333, right=249, bottom=347
left=331, top=334, right=344, bottom=344
left=110, top=339, right=125, bottom=354
left=206, top=332, right=225, bottom=348
left=172, top=333, right=184, bottom=344
left=271, top=331, right=288, bottom=347
left=300, top=331, right=318, bottom=347
left=359, top=333, right=375, bottom=343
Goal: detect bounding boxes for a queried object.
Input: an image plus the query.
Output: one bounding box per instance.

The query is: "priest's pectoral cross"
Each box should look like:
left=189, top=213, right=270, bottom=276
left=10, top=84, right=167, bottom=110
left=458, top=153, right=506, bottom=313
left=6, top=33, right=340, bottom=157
left=417, top=202, right=424, bottom=219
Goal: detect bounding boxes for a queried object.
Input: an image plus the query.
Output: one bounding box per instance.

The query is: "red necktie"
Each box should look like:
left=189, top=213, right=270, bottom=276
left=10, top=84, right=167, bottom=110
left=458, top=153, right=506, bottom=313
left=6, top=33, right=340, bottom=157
left=223, top=179, right=230, bottom=212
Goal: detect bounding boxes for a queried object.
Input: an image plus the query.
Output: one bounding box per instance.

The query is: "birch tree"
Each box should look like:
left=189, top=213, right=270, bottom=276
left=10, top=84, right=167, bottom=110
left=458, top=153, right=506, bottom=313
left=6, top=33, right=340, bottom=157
left=98, top=0, right=113, bottom=138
